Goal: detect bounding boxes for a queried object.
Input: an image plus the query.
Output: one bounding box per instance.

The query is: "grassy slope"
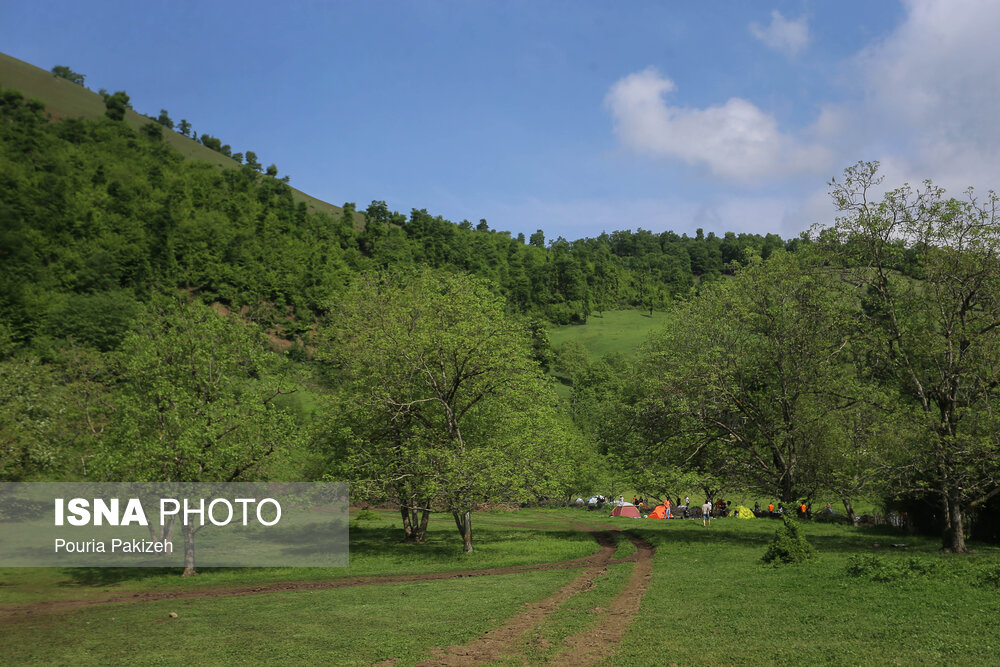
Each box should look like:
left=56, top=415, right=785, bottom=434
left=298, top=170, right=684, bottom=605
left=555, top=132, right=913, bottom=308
left=549, top=309, right=673, bottom=361
left=0, top=52, right=354, bottom=224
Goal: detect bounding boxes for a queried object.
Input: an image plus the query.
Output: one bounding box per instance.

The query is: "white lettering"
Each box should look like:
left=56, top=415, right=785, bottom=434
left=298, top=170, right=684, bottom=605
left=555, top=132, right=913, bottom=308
left=208, top=498, right=233, bottom=526
left=257, top=498, right=281, bottom=526
left=67, top=498, right=90, bottom=526
left=160, top=498, right=180, bottom=525
left=121, top=498, right=149, bottom=526
left=92, top=498, right=117, bottom=526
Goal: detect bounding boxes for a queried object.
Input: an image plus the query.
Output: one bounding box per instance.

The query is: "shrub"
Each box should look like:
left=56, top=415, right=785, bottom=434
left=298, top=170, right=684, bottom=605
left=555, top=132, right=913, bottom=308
left=762, top=514, right=814, bottom=565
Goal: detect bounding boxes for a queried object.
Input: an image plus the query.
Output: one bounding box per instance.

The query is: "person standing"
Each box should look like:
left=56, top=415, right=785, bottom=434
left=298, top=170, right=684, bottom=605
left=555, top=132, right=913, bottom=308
left=665, top=498, right=672, bottom=519
left=702, top=499, right=712, bottom=526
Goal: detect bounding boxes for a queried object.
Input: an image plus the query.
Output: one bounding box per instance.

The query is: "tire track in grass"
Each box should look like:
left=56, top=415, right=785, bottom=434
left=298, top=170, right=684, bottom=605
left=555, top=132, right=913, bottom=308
left=415, top=531, right=619, bottom=666
left=551, top=530, right=656, bottom=666
left=0, top=530, right=617, bottom=621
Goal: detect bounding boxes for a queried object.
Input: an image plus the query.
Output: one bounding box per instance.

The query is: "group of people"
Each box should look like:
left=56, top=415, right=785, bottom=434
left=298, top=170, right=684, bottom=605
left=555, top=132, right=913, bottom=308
left=752, top=501, right=815, bottom=519
left=639, top=496, right=727, bottom=526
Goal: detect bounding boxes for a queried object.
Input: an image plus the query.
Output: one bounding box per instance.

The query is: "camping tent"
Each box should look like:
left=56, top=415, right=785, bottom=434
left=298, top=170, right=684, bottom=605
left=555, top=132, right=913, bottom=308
left=610, top=504, right=640, bottom=518
left=647, top=504, right=667, bottom=519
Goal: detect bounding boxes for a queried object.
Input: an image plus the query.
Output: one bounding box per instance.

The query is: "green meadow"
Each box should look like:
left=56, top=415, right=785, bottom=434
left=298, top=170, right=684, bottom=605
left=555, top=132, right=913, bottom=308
left=549, top=310, right=674, bottom=362
left=2, top=508, right=998, bottom=665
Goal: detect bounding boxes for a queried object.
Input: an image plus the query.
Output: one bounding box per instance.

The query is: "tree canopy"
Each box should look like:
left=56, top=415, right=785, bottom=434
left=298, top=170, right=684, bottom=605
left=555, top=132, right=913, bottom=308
left=321, top=269, right=578, bottom=551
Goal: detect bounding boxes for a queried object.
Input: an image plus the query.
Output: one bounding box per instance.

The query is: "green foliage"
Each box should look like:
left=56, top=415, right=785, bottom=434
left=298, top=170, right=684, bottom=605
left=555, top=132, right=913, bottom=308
left=845, top=553, right=933, bottom=582
left=156, top=109, right=173, bottom=129
left=978, top=562, right=1000, bottom=588
left=95, top=299, right=301, bottom=483
left=622, top=250, right=862, bottom=502
left=321, top=269, right=581, bottom=548
left=762, top=515, right=815, bottom=565
left=50, top=65, right=84, bottom=85
left=0, top=357, right=63, bottom=480
left=140, top=121, right=163, bottom=140
left=101, top=90, right=130, bottom=121
left=553, top=339, right=589, bottom=383
left=43, top=290, right=140, bottom=352
left=825, top=161, right=1000, bottom=552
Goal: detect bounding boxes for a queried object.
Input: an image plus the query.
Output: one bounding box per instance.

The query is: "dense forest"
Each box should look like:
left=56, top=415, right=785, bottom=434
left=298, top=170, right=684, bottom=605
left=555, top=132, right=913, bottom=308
left=2, top=82, right=999, bottom=555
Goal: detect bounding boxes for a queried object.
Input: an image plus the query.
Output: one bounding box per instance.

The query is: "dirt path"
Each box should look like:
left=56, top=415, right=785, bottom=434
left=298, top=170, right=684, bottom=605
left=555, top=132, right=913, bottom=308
left=0, top=530, right=621, bottom=621
left=552, top=530, right=656, bottom=666
left=415, top=531, right=619, bottom=666
left=415, top=525, right=657, bottom=667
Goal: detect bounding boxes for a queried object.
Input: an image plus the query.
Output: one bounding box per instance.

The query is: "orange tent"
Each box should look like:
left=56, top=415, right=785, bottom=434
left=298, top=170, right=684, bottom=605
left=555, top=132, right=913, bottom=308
left=648, top=504, right=667, bottom=519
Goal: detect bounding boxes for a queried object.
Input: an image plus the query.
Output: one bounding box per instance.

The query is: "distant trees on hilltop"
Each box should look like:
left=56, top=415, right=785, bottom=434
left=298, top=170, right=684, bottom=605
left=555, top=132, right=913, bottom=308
left=51, top=65, right=85, bottom=86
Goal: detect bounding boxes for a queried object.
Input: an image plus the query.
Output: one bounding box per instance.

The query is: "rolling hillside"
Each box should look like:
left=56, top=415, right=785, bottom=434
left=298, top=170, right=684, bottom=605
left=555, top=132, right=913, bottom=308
left=0, top=52, right=350, bottom=223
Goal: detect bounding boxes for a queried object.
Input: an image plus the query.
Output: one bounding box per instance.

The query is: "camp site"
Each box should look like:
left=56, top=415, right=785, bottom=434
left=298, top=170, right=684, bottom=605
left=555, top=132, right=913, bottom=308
left=2, top=2, right=1000, bottom=665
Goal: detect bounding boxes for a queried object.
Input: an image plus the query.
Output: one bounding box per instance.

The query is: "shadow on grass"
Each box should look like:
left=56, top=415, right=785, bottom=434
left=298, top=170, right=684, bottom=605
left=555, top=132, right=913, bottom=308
left=58, top=521, right=598, bottom=589
left=62, top=566, right=185, bottom=586
left=630, top=517, right=933, bottom=555
left=348, top=523, right=595, bottom=561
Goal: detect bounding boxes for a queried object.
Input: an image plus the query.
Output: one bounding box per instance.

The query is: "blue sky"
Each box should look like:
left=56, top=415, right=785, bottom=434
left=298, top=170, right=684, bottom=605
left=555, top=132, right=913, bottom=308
left=3, top=1, right=997, bottom=241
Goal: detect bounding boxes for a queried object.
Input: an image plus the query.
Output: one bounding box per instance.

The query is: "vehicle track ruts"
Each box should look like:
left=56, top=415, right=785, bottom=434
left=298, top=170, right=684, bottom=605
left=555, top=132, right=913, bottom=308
left=551, top=530, right=656, bottom=666
left=0, top=528, right=618, bottom=621
left=415, top=521, right=656, bottom=667
left=415, top=530, right=619, bottom=666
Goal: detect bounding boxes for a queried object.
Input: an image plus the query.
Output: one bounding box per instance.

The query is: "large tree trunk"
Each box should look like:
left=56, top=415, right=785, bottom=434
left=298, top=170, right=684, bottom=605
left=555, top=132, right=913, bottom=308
left=840, top=496, right=857, bottom=526
left=453, top=511, right=473, bottom=553
left=181, top=523, right=197, bottom=577
left=416, top=507, right=431, bottom=542
left=400, top=505, right=414, bottom=541
left=943, top=490, right=968, bottom=553
left=401, top=504, right=431, bottom=543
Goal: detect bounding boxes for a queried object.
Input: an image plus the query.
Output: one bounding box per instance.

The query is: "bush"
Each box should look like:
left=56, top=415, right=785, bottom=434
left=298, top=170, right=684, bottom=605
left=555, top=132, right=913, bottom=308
left=353, top=509, right=381, bottom=522
left=762, top=514, right=814, bottom=565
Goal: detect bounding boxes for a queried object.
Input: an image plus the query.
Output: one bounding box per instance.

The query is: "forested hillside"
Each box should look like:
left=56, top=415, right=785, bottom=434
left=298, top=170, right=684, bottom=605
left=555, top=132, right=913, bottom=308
left=0, top=81, right=794, bottom=355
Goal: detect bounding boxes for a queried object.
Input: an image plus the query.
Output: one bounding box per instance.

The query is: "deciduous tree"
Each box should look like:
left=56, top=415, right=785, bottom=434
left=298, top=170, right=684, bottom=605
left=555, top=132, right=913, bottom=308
left=95, top=299, right=301, bottom=574
left=322, top=269, right=571, bottom=552
left=825, top=161, right=1000, bottom=552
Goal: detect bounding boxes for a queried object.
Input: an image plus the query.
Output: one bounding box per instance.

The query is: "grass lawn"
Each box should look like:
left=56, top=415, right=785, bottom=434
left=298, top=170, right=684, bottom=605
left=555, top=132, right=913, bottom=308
left=0, top=570, right=580, bottom=666
left=611, top=515, right=1000, bottom=665
left=2, top=507, right=998, bottom=665
left=548, top=310, right=673, bottom=361
left=0, top=508, right=595, bottom=605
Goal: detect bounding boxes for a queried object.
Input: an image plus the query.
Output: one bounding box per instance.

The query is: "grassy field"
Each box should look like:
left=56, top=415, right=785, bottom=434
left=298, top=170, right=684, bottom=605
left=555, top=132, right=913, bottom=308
left=2, top=507, right=998, bottom=665
left=549, top=310, right=673, bottom=362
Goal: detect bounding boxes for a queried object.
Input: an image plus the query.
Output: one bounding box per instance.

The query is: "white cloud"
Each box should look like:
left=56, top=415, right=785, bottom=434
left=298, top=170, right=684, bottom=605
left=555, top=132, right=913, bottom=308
left=604, top=67, right=833, bottom=181
left=749, top=10, right=810, bottom=58
left=854, top=0, right=1000, bottom=193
